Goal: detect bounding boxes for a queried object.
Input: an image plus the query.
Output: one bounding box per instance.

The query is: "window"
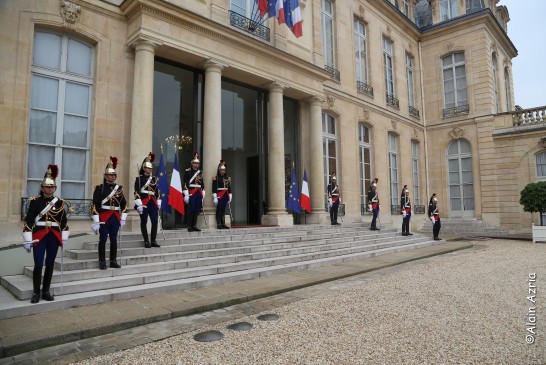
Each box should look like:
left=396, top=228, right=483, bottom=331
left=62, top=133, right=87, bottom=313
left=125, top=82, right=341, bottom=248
left=354, top=18, right=368, bottom=86
left=447, top=139, right=474, bottom=215
left=323, top=113, right=338, bottom=203
left=440, top=0, right=458, bottom=21
left=358, top=124, right=372, bottom=210
left=27, top=31, right=93, bottom=199
left=388, top=133, right=399, bottom=207
left=493, top=55, right=499, bottom=113
left=383, top=39, right=395, bottom=97
left=411, top=141, right=420, bottom=205
left=537, top=151, right=546, bottom=178
left=442, top=52, right=467, bottom=109
left=504, top=67, right=511, bottom=111
left=230, top=0, right=259, bottom=19
left=406, top=54, right=415, bottom=107
left=321, top=0, right=336, bottom=69
left=402, top=0, right=410, bottom=17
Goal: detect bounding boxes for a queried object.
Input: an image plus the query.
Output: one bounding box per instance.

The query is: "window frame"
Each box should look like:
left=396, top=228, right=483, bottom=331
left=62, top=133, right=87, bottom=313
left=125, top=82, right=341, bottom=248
left=358, top=124, right=372, bottom=209
left=321, top=0, right=336, bottom=69
left=537, top=151, right=546, bottom=179
left=441, top=52, right=468, bottom=109
left=406, top=53, right=415, bottom=107
left=388, top=132, right=399, bottom=207
left=411, top=140, right=420, bottom=205
left=440, top=0, right=458, bottom=21
left=322, top=112, right=338, bottom=203
left=354, top=18, right=369, bottom=85
left=383, top=38, right=395, bottom=97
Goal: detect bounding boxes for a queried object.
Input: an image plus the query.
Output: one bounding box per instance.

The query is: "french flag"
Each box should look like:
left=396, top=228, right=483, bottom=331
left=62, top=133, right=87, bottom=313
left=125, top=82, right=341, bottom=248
left=300, top=169, right=311, bottom=213
left=257, top=0, right=268, bottom=18
left=284, top=0, right=302, bottom=38
left=276, top=0, right=285, bottom=24
left=168, top=154, right=185, bottom=215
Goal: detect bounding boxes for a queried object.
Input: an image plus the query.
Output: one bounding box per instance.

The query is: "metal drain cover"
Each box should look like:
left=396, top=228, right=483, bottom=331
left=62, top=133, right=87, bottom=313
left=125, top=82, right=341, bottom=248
left=257, top=313, right=279, bottom=321
left=193, top=330, right=224, bottom=342
left=227, top=322, right=253, bottom=331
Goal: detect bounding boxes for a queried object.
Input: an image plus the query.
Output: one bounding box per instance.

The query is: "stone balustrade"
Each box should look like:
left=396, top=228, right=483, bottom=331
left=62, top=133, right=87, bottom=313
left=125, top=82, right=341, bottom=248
left=512, top=106, right=546, bottom=126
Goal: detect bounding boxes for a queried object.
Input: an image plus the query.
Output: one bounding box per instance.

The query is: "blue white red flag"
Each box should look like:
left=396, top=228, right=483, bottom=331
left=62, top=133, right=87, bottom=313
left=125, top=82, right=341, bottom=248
left=257, top=0, right=268, bottom=18
left=300, top=169, right=311, bottom=213
left=168, top=154, right=185, bottom=215
left=276, top=0, right=285, bottom=24
left=283, top=0, right=302, bottom=38
left=157, top=153, right=172, bottom=214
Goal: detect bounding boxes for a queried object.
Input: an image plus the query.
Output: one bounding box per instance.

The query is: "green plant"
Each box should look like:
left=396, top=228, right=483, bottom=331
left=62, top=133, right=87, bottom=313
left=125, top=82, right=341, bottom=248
left=520, top=181, right=546, bottom=226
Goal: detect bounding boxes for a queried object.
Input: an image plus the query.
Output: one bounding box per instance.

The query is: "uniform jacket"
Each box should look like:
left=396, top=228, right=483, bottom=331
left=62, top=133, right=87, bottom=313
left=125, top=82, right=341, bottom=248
left=23, top=193, right=69, bottom=246
left=93, top=181, right=127, bottom=222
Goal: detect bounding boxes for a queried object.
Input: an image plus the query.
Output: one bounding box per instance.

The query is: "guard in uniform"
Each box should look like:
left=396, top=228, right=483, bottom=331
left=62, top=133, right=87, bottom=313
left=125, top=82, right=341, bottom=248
left=184, top=152, right=205, bottom=232
left=22, top=165, right=70, bottom=304
left=400, top=185, right=413, bottom=236
left=92, top=157, right=127, bottom=270
left=134, top=152, right=161, bottom=248
left=212, top=160, right=232, bottom=229
left=367, top=178, right=380, bottom=230
left=327, top=173, right=341, bottom=225
left=428, top=193, right=442, bottom=240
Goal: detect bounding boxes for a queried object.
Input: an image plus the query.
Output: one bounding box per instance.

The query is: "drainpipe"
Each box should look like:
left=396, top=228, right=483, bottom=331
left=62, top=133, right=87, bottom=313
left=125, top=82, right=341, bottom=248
left=418, top=41, right=430, bottom=204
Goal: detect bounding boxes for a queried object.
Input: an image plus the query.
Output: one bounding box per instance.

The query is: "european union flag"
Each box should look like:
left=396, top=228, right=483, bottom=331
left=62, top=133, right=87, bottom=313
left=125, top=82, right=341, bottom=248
left=157, top=153, right=172, bottom=214
left=287, top=168, right=301, bottom=214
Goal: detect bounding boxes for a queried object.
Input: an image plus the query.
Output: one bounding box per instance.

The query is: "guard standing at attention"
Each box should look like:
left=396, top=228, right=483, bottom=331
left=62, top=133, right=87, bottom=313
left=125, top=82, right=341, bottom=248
left=22, top=165, right=70, bottom=303
left=327, top=173, right=341, bottom=225
left=134, top=152, right=161, bottom=248
left=367, top=178, right=380, bottom=230
left=400, top=185, right=413, bottom=236
left=428, top=193, right=442, bottom=240
left=212, top=160, right=232, bottom=229
left=184, top=152, right=205, bottom=232
left=92, top=156, right=127, bottom=270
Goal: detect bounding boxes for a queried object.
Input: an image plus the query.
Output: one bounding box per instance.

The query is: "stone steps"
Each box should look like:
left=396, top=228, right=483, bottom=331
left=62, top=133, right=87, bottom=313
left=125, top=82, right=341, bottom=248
left=419, top=218, right=508, bottom=236
left=0, top=223, right=444, bottom=319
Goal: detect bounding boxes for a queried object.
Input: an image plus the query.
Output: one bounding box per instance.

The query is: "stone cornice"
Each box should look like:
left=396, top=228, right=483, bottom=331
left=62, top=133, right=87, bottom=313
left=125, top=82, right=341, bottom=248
left=74, top=0, right=126, bottom=21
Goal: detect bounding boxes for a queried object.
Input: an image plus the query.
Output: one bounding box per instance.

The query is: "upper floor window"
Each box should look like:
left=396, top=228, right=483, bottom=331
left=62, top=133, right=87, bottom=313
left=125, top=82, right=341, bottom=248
left=321, top=0, right=336, bottom=69
left=27, top=31, right=93, bottom=199
left=493, top=55, right=499, bottom=113
left=406, top=53, right=415, bottom=107
left=440, top=0, right=458, bottom=21
left=504, top=67, right=511, bottom=111
left=230, top=0, right=259, bottom=19
left=354, top=18, right=368, bottom=85
left=358, top=124, right=372, bottom=209
left=537, top=151, right=546, bottom=178
left=323, top=113, right=338, bottom=202
left=383, top=38, right=395, bottom=96
left=442, top=52, right=467, bottom=110
left=402, top=0, right=410, bottom=17
left=388, top=132, right=399, bottom=207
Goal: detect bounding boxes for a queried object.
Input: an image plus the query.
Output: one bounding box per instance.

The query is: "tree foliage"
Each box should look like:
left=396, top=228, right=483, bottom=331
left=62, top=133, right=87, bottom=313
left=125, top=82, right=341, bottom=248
left=520, top=181, right=546, bottom=215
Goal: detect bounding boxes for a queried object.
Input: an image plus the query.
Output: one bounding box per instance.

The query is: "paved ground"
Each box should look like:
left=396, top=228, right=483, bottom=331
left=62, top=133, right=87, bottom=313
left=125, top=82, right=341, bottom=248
left=0, top=239, right=474, bottom=364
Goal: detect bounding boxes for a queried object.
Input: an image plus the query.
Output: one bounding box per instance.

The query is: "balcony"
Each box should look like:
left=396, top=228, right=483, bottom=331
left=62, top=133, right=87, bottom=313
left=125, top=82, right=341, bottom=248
left=356, top=81, right=374, bottom=98
left=443, top=104, right=469, bottom=117
left=21, top=197, right=92, bottom=220
left=512, top=106, right=545, bottom=127
left=386, top=93, right=400, bottom=109
left=229, top=11, right=270, bottom=42
left=325, top=65, right=340, bottom=82
left=409, top=105, right=420, bottom=119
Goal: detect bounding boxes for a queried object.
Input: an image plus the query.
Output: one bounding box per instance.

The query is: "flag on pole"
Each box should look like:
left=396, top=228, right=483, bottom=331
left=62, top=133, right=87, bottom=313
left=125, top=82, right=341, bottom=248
left=283, top=0, right=303, bottom=38
left=157, top=153, right=172, bottom=214
left=267, top=0, right=276, bottom=17
left=276, top=0, right=285, bottom=24
left=168, top=154, right=185, bottom=215
left=287, top=168, right=301, bottom=214
left=300, top=169, right=311, bottom=213
left=257, top=0, right=268, bottom=18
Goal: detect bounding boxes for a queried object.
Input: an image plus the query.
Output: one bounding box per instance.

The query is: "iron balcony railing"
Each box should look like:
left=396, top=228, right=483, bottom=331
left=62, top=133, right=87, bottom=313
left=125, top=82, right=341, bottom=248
left=511, top=106, right=546, bottom=127
left=356, top=80, right=374, bottom=98
left=386, top=93, right=400, bottom=109
left=391, top=205, right=425, bottom=215
left=229, top=11, right=270, bottom=42
left=409, top=105, right=420, bottom=119
left=324, top=203, right=345, bottom=216
left=443, top=104, right=469, bottom=117
left=21, top=197, right=93, bottom=220
left=325, top=64, right=341, bottom=82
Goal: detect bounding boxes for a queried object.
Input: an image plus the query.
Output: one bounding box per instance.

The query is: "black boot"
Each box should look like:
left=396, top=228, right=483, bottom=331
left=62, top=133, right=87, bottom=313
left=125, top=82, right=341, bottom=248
left=216, top=211, right=223, bottom=229
left=41, top=266, right=54, bottom=301
left=99, top=261, right=107, bottom=270
left=151, top=221, right=158, bottom=245
left=141, top=224, right=150, bottom=248
left=30, top=293, right=40, bottom=304
left=31, top=269, right=41, bottom=304
left=192, top=212, right=201, bottom=231
left=151, top=241, right=161, bottom=248
left=221, top=214, right=230, bottom=229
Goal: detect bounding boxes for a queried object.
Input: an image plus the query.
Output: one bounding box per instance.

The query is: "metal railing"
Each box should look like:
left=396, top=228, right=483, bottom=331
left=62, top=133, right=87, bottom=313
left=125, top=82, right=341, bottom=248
left=443, top=104, right=469, bottom=117
left=21, top=197, right=93, bottom=220
left=356, top=80, right=374, bottom=97
left=386, top=93, right=400, bottom=109
left=409, top=105, right=420, bottom=119
left=325, top=203, right=345, bottom=215
left=229, top=11, right=270, bottom=42
left=511, top=106, right=546, bottom=127
left=325, top=65, right=340, bottom=82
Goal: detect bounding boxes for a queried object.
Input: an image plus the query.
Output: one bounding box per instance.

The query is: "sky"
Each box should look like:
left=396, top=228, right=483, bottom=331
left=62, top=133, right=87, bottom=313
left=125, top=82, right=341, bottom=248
left=498, top=0, right=546, bottom=109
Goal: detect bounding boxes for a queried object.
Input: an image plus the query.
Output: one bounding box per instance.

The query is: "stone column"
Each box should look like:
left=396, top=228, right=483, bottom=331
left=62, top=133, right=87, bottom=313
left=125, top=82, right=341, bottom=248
left=129, top=41, right=156, bottom=175
left=262, top=82, right=293, bottom=226
left=307, top=96, right=329, bottom=224
left=201, top=60, right=226, bottom=229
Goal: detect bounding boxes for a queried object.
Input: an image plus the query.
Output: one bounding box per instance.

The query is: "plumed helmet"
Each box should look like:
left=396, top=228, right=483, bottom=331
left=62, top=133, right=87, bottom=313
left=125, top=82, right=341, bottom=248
left=191, top=152, right=200, bottom=164
left=217, top=159, right=226, bottom=173
left=331, top=172, right=336, bottom=181
left=41, top=164, right=58, bottom=187
left=402, top=185, right=409, bottom=195
left=371, top=177, right=378, bottom=189
left=432, top=193, right=438, bottom=203
left=142, top=152, right=155, bottom=170
left=105, top=156, right=118, bottom=175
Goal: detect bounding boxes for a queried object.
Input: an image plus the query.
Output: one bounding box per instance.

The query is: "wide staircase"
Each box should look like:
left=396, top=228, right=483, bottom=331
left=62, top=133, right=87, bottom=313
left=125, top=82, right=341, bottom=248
left=419, top=218, right=509, bottom=237
left=0, top=223, right=445, bottom=320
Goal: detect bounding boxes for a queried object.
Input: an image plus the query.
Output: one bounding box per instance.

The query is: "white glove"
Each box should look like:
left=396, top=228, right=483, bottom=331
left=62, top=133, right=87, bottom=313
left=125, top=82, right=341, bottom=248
left=120, top=220, right=126, bottom=227
left=202, top=190, right=206, bottom=200
left=92, top=215, right=100, bottom=224
left=229, top=193, right=232, bottom=203
left=121, top=212, right=128, bottom=221
left=157, top=199, right=162, bottom=208
left=92, top=223, right=100, bottom=233
left=184, top=195, right=189, bottom=204
left=62, top=230, right=70, bottom=244
left=23, top=242, right=32, bottom=253
left=368, top=204, right=372, bottom=212
left=213, top=193, right=218, bottom=206
left=378, top=204, right=381, bottom=212
left=402, top=211, right=407, bottom=218
left=137, top=205, right=144, bottom=213
left=328, top=198, right=332, bottom=208
left=430, top=216, right=435, bottom=224
left=339, top=198, right=342, bottom=204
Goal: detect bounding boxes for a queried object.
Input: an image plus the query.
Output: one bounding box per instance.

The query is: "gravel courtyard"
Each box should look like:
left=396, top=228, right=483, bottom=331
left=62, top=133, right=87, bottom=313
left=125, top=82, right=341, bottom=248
left=74, top=239, right=546, bottom=365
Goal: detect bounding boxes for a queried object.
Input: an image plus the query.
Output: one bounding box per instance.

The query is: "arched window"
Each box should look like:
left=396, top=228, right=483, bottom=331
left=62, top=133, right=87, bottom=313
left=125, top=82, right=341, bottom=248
left=504, top=67, right=511, bottom=111
left=492, top=55, right=499, bottom=113
left=358, top=124, right=372, bottom=211
left=537, top=151, right=546, bottom=179
left=447, top=139, right=474, bottom=217
left=27, top=31, right=94, bottom=198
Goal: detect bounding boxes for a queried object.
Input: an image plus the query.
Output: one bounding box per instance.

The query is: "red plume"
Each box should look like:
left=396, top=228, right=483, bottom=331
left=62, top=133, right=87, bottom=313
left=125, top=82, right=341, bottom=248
left=194, top=151, right=199, bottom=158
left=110, top=156, right=118, bottom=169
left=374, top=177, right=379, bottom=183
left=149, top=152, right=155, bottom=163
left=220, top=159, right=224, bottom=163
left=48, top=164, right=58, bottom=179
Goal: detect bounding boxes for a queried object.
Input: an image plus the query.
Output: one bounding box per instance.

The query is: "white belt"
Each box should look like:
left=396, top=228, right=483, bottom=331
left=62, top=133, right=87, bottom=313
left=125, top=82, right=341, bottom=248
left=372, top=199, right=378, bottom=202
left=101, top=205, right=120, bottom=211
left=189, top=184, right=201, bottom=188
left=331, top=194, right=339, bottom=196
left=140, top=190, right=155, bottom=196
left=217, top=188, right=228, bottom=191
left=35, top=221, right=59, bottom=227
